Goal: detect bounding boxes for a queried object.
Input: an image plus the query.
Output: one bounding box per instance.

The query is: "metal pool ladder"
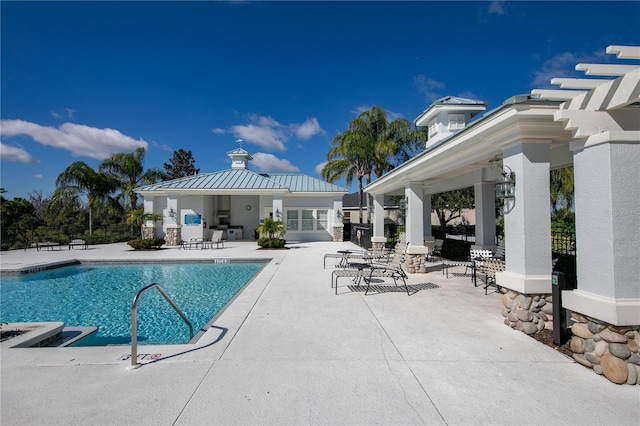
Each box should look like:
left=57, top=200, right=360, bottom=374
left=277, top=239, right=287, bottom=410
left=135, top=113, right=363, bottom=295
left=128, top=283, right=193, bottom=369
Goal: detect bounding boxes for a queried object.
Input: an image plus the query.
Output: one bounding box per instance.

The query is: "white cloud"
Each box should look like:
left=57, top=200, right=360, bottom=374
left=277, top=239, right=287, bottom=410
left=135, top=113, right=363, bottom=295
left=292, top=117, right=323, bottom=140
left=211, top=128, right=226, bottom=134
left=385, top=110, right=406, bottom=122
left=315, top=161, right=327, bottom=176
left=350, top=106, right=405, bottom=122
left=151, top=140, right=173, bottom=152
left=0, top=120, right=148, bottom=160
left=251, top=152, right=299, bottom=173
left=51, top=107, right=76, bottom=119
left=351, top=105, right=371, bottom=116
left=414, top=75, right=446, bottom=103
left=231, top=115, right=287, bottom=151
left=230, top=114, right=323, bottom=152
left=0, top=142, right=38, bottom=164
left=34, top=174, right=43, bottom=179
left=487, top=1, right=508, bottom=16
left=530, top=50, right=606, bottom=88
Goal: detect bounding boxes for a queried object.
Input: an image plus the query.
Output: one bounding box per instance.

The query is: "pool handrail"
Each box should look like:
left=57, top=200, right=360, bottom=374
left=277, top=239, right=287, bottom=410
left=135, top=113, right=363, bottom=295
left=129, top=283, right=194, bottom=369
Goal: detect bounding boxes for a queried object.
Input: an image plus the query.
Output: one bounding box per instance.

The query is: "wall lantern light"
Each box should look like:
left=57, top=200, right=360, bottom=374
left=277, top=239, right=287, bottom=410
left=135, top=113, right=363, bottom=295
left=337, top=210, right=343, bottom=220
left=398, top=197, right=408, bottom=211
left=275, top=208, right=282, bottom=219
left=495, top=166, right=516, bottom=199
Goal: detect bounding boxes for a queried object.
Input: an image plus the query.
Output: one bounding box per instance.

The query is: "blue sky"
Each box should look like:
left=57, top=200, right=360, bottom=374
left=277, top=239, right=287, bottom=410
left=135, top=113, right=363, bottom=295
left=1, top=1, right=639, bottom=199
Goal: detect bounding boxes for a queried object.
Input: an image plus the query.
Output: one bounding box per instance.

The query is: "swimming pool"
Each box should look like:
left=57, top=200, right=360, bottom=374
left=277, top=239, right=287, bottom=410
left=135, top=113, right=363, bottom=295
left=0, top=261, right=266, bottom=346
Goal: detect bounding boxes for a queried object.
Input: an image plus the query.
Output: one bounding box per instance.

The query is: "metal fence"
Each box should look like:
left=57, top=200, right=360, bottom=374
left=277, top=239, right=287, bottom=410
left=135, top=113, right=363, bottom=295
left=551, top=231, right=576, bottom=255
left=0, top=224, right=134, bottom=250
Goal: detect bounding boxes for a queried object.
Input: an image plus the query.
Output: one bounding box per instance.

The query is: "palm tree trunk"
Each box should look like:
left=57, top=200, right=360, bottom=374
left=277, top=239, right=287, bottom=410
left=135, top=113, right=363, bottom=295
left=89, top=207, right=93, bottom=236
left=357, top=178, right=364, bottom=223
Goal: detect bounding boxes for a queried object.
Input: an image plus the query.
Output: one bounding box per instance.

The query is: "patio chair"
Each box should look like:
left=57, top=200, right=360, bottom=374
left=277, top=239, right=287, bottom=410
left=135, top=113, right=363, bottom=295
left=426, top=239, right=443, bottom=262
left=211, top=230, right=224, bottom=249
left=476, top=257, right=505, bottom=294
left=465, top=249, right=494, bottom=285
left=493, top=239, right=505, bottom=260
left=179, top=238, right=201, bottom=250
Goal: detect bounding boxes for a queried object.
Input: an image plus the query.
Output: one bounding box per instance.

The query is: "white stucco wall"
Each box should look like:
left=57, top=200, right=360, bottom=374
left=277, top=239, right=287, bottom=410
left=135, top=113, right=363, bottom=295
left=282, top=196, right=335, bottom=242
left=573, top=141, right=640, bottom=299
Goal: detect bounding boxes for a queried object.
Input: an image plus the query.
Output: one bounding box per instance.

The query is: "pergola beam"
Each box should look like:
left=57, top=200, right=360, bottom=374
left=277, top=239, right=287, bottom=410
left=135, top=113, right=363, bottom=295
left=575, top=63, right=639, bottom=76
left=550, top=78, right=609, bottom=89
left=606, top=45, right=640, bottom=60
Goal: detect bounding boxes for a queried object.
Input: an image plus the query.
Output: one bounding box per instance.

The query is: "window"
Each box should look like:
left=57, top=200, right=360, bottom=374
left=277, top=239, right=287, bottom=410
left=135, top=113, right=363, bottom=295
left=428, top=119, right=438, bottom=137
left=286, top=210, right=298, bottom=231
left=317, top=210, right=328, bottom=230
left=448, top=114, right=465, bottom=130
left=285, top=208, right=333, bottom=232
left=302, top=210, right=314, bottom=231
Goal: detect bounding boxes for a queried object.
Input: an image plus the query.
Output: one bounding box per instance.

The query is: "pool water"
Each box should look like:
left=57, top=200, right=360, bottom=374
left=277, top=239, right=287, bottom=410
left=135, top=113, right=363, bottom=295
left=0, top=262, right=265, bottom=346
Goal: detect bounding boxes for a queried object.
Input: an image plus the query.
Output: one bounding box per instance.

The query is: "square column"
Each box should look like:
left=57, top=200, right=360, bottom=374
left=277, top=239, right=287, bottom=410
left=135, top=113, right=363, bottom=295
left=423, top=194, right=433, bottom=241
left=563, top=132, right=640, bottom=325
left=497, top=142, right=552, bottom=294
left=405, top=183, right=428, bottom=255
left=371, top=194, right=386, bottom=246
left=472, top=182, right=497, bottom=250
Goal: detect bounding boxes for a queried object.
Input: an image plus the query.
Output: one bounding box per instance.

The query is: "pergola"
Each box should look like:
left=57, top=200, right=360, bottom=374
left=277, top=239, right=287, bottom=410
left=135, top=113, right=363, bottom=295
left=365, top=46, right=639, bottom=330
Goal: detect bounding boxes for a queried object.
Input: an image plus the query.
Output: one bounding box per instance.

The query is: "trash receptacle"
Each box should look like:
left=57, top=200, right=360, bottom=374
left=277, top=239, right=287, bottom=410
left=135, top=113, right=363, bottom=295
left=552, top=271, right=571, bottom=346
left=351, top=224, right=372, bottom=249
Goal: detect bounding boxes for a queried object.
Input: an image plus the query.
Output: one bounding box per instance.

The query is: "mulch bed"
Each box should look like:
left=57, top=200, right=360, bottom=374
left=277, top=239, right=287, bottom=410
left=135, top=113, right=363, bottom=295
left=0, top=329, right=25, bottom=343
left=529, top=328, right=573, bottom=358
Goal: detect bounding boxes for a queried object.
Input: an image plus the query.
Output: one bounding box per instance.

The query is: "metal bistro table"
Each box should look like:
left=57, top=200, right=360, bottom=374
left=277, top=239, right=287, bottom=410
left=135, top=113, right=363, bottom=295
left=336, top=250, right=352, bottom=268
left=347, top=261, right=372, bottom=287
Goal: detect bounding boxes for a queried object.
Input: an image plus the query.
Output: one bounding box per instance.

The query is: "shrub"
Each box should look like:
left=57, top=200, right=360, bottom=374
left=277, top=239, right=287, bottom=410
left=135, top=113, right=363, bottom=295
left=127, top=238, right=165, bottom=250
left=257, top=237, right=286, bottom=249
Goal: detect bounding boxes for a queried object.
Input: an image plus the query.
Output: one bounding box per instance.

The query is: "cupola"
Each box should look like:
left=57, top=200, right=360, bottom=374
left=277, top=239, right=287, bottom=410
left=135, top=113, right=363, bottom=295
left=227, top=147, right=253, bottom=170
left=414, top=96, right=487, bottom=146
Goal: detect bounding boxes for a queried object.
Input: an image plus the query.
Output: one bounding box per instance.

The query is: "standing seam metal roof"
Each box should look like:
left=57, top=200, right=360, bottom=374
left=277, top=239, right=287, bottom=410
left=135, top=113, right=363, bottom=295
left=261, top=173, right=347, bottom=192
left=135, top=169, right=347, bottom=193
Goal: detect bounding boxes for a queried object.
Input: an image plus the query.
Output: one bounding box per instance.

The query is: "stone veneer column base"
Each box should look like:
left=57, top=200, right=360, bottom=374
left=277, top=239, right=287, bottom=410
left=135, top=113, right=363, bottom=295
left=332, top=226, right=343, bottom=242
left=502, top=288, right=640, bottom=386
left=371, top=241, right=385, bottom=251
left=404, top=254, right=427, bottom=273
left=142, top=226, right=155, bottom=239
left=165, top=226, right=182, bottom=246
left=501, top=290, right=553, bottom=335
left=569, top=312, right=640, bottom=385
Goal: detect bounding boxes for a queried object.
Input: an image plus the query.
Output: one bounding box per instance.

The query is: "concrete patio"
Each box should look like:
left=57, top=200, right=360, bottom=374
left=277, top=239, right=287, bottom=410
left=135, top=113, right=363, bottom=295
left=1, top=241, right=638, bottom=425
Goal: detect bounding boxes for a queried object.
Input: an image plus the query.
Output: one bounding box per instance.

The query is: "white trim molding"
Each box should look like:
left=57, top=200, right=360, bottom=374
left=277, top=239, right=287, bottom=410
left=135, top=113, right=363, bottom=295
left=562, top=289, right=640, bottom=326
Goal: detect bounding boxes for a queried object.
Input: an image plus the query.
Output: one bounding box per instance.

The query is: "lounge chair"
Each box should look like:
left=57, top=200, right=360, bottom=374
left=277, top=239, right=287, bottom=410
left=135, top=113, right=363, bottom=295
left=324, top=238, right=408, bottom=269
left=211, top=230, right=224, bottom=249
left=364, top=251, right=410, bottom=295
left=332, top=246, right=410, bottom=295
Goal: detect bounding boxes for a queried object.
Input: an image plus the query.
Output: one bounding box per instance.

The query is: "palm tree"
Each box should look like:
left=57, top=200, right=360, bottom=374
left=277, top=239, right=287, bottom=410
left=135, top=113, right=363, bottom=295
left=322, top=106, right=410, bottom=223
left=322, top=129, right=370, bottom=223
left=99, top=147, right=163, bottom=213
left=550, top=166, right=575, bottom=219
left=354, top=106, right=411, bottom=179
left=126, top=207, right=162, bottom=239
left=53, top=161, right=118, bottom=236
